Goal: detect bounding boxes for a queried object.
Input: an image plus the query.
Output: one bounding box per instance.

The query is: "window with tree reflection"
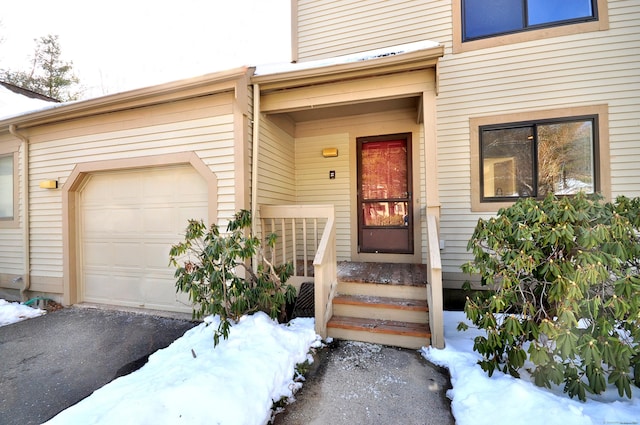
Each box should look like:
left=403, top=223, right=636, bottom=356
left=480, top=117, right=596, bottom=201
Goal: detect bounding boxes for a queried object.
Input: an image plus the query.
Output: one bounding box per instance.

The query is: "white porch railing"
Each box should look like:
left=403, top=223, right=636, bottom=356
left=426, top=214, right=444, bottom=348
left=259, top=204, right=337, bottom=338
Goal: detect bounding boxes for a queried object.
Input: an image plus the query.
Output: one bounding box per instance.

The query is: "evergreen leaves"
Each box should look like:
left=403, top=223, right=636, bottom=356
left=462, top=193, right=640, bottom=401
left=1, top=34, right=81, bottom=101
left=169, top=210, right=296, bottom=347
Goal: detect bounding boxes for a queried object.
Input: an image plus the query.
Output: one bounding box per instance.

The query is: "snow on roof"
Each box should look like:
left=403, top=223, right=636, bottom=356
left=0, top=83, right=61, bottom=121
left=0, top=40, right=441, bottom=122
left=254, top=39, right=441, bottom=76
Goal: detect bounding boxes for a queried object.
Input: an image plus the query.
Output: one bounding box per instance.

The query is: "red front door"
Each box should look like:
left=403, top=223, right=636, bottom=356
left=357, top=133, right=413, bottom=254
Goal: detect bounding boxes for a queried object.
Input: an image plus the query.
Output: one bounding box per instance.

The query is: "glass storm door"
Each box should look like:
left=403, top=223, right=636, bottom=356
left=357, top=134, right=413, bottom=254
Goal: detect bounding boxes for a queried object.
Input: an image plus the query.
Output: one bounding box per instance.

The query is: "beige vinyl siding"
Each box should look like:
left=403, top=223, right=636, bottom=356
left=296, top=0, right=450, bottom=61
left=0, top=230, right=22, bottom=268
left=294, top=133, right=351, bottom=260
left=26, top=94, right=236, bottom=285
left=257, top=116, right=296, bottom=205
left=436, top=0, right=640, bottom=277
left=255, top=115, right=297, bottom=264
left=0, top=230, right=23, bottom=276
left=0, top=136, right=24, bottom=279
left=417, top=126, right=428, bottom=265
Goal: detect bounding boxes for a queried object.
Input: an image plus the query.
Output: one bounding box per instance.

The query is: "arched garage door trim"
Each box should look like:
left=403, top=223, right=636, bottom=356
left=62, top=152, right=218, bottom=306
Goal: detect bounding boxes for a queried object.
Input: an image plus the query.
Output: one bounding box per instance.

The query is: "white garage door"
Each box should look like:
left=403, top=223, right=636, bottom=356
left=79, top=165, right=208, bottom=313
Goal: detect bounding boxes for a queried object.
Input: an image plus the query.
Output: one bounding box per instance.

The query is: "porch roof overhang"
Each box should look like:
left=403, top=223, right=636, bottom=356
left=251, top=42, right=443, bottom=123
left=252, top=41, right=444, bottom=93
left=0, top=66, right=254, bottom=130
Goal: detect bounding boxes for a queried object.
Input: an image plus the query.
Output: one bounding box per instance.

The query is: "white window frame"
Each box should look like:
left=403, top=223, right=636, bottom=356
left=0, top=146, right=19, bottom=229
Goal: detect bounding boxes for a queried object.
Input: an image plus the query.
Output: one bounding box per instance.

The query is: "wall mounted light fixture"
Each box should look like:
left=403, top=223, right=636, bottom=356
left=39, top=180, right=58, bottom=189
left=322, top=148, right=338, bottom=158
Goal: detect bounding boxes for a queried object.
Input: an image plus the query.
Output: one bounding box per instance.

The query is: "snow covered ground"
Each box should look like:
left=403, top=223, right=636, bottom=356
left=422, top=311, right=640, bottom=425
left=43, top=312, right=320, bottom=425
left=0, top=299, right=45, bottom=326
left=3, top=302, right=640, bottom=424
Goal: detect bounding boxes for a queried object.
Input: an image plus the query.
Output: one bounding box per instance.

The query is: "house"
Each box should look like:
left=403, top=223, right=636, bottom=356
left=0, top=69, right=254, bottom=315
left=1, top=1, right=638, bottom=349
left=0, top=81, right=59, bottom=300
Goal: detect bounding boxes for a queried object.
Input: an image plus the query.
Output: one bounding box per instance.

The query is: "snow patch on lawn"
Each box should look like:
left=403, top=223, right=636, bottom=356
left=43, top=312, right=320, bottom=425
left=422, top=311, right=640, bottom=425
left=0, top=299, right=45, bottom=326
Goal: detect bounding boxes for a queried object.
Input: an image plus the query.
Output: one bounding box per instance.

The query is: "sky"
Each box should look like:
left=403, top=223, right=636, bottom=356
left=3, top=299, right=640, bottom=424
left=0, top=0, right=291, bottom=99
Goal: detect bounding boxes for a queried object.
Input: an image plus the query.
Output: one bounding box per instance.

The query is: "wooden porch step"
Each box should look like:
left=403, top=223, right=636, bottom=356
left=328, top=316, right=431, bottom=337
left=332, top=294, right=428, bottom=312
left=327, top=316, right=431, bottom=349
left=332, top=294, right=429, bottom=323
left=334, top=260, right=429, bottom=301
left=337, top=261, right=427, bottom=287
left=336, top=280, right=428, bottom=300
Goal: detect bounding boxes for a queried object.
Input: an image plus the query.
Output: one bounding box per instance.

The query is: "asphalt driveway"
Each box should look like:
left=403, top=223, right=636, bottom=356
left=273, top=340, right=454, bottom=425
left=0, top=306, right=196, bottom=425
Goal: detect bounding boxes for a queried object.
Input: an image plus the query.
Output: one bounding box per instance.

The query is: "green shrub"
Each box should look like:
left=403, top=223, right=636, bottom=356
left=461, top=193, right=640, bottom=401
left=169, top=210, right=296, bottom=346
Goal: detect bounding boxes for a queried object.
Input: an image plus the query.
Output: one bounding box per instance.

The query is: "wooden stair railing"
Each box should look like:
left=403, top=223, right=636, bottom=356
left=427, top=214, right=444, bottom=348
left=259, top=205, right=337, bottom=338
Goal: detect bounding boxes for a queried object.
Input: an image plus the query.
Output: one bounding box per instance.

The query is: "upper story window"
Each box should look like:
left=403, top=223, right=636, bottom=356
left=453, top=0, right=608, bottom=53
left=463, top=0, right=598, bottom=41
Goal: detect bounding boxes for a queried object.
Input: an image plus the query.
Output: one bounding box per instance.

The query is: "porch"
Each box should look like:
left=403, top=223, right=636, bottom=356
left=259, top=204, right=444, bottom=350
left=330, top=261, right=431, bottom=349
